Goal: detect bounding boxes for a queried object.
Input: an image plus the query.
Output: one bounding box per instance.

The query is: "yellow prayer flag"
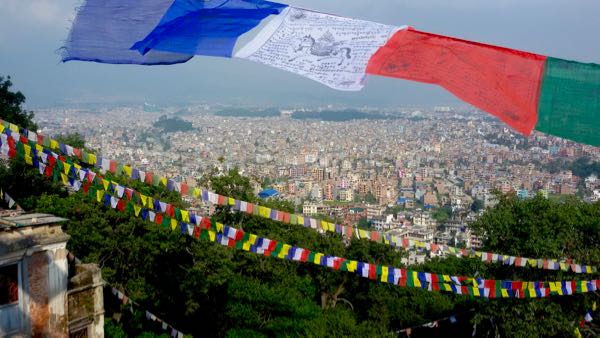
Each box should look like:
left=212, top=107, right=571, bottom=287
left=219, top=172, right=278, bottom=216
left=549, top=282, right=558, bottom=293
left=347, top=261, right=358, bottom=273
left=592, top=301, right=596, bottom=311
left=472, top=287, right=480, bottom=297
left=193, top=188, right=201, bottom=198
left=170, top=218, right=178, bottom=231
left=96, top=190, right=104, bottom=202
left=560, top=263, right=568, bottom=271
left=88, top=153, right=97, bottom=165
left=582, top=282, right=588, bottom=293
left=249, top=234, right=257, bottom=245
left=381, top=266, right=389, bottom=283
left=60, top=173, right=68, bottom=184
left=216, top=222, right=224, bottom=233
left=228, top=197, right=235, bottom=205
left=475, top=251, right=482, bottom=257
left=123, top=165, right=132, bottom=177
left=102, top=179, right=110, bottom=191
left=297, top=216, right=304, bottom=225
left=134, top=205, right=141, bottom=217
left=278, top=244, right=291, bottom=258
left=586, top=265, right=593, bottom=274
left=140, top=195, right=148, bottom=206
left=35, top=144, right=43, bottom=153
left=501, top=289, right=509, bottom=298
left=208, top=230, right=216, bottom=242
left=412, top=271, right=421, bottom=288
left=146, top=197, right=153, bottom=208
left=181, top=210, right=190, bottom=223
left=0, top=124, right=4, bottom=133
left=9, top=123, right=19, bottom=132
left=50, top=139, right=59, bottom=150
left=63, top=162, right=71, bottom=175
left=23, top=144, right=31, bottom=156
left=358, top=229, right=368, bottom=238
left=73, top=163, right=81, bottom=170
left=443, top=283, right=452, bottom=291
left=442, top=275, right=451, bottom=282
left=528, top=289, right=537, bottom=298
left=314, top=253, right=323, bottom=265
left=25, top=155, right=32, bottom=166
left=242, top=241, right=251, bottom=251
left=528, top=259, right=537, bottom=267
left=160, top=177, right=167, bottom=186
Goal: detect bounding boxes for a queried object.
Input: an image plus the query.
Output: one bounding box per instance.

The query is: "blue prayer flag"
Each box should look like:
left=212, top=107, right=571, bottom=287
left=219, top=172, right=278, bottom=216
left=63, top=0, right=192, bottom=65
left=130, top=0, right=288, bottom=58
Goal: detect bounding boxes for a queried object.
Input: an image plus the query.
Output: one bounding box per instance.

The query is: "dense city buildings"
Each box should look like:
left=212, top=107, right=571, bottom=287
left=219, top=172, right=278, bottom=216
left=34, top=105, right=600, bottom=252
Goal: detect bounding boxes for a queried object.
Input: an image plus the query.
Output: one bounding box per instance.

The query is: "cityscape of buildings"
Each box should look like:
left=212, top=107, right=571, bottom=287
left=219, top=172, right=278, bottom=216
left=33, top=105, right=600, bottom=263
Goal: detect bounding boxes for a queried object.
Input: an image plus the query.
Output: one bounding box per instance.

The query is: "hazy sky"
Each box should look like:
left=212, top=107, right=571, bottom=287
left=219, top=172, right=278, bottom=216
left=1, top=0, right=600, bottom=108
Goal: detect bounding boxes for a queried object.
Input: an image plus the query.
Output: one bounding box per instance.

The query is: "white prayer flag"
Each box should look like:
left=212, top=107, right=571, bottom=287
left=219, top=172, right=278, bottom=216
left=236, top=7, right=402, bottom=91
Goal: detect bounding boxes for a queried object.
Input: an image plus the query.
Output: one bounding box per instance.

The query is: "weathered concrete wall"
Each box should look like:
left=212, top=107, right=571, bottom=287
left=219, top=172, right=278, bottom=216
left=27, top=251, right=49, bottom=337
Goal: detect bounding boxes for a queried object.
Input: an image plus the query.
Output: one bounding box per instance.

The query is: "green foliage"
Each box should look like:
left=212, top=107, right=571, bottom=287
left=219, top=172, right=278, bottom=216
left=0, top=75, right=37, bottom=130
left=3, top=146, right=598, bottom=336
left=470, top=193, right=600, bottom=337
left=153, top=115, right=194, bottom=133
left=432, top=206, right=453, bottom=223
left=55, top=133, right=86, bottom=150
left=471, top=199, right=484, bottom=212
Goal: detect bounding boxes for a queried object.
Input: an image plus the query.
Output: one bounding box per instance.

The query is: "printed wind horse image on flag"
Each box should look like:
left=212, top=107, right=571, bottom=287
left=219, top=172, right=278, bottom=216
left=61, top=0, right=600, bottom=146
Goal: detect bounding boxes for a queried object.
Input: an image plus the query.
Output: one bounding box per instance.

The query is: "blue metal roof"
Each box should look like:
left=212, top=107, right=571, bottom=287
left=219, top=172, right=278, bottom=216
left=258, top=189, right=279, bottom=198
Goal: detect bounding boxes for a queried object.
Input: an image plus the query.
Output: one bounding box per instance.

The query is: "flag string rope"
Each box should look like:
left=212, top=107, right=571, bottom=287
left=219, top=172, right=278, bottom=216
left=65, top=253, right=187, bottom=337
left=0, top=119, right=597, bottom=274
left=1, top=134, right=599, bottom=299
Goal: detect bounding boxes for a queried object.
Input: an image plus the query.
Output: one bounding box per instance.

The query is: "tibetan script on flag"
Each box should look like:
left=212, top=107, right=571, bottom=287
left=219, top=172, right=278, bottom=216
left=236, top=7, right=403, bottom=91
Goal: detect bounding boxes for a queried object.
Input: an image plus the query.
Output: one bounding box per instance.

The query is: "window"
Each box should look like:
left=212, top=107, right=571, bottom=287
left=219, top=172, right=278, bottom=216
left=0, top=264, right=18, bottom=305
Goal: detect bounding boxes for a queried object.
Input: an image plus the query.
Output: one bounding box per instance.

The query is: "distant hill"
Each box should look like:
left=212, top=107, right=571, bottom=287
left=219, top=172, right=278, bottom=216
left=214, top=107, right=281, bottom=118
left=153, top=115, right=194, bottom=133
left=292, top=109, right=394, bottom=121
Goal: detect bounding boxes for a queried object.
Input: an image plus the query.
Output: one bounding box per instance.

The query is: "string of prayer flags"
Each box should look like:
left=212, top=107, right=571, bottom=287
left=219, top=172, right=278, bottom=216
left=1, top=120, right=598, bottom=275
left=63, top=2, right=600, bottom=145
left=110, top=287, right=184, bottom=337
left=8, top=141, right=600, bottom=300
left=64, top=251, right=185, bottom=337
left=1, top=189, right=16, bottom=209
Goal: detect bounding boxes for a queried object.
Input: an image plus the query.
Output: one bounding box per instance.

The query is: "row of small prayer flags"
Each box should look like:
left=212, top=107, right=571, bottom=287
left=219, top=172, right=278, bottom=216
left=111, top=287, right=185, bottom=338
left=1, top=120, right=598, bottom=275
left=397, top=309, right=475, bottom=335
left=1, top=188, right=16, bottom=209
left=64, top=251, right=185, bottom=337
left=10, top=142, right=600, bottom=300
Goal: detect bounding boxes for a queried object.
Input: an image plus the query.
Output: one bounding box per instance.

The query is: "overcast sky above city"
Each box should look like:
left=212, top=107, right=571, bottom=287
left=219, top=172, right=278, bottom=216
left=1, top=0, right=600, bottom=108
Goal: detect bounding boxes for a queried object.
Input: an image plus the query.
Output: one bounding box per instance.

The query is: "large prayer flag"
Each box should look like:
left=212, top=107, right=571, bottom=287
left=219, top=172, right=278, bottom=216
left=236, top=7, right=400, bottom=91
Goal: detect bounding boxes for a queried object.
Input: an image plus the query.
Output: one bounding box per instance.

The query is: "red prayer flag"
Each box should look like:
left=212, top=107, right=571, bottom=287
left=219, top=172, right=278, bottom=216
left=109, top=160, right=117, bottom=173
left=367, top=28, right=546, bottom=135
left=369, top=264, right=377, bottom=280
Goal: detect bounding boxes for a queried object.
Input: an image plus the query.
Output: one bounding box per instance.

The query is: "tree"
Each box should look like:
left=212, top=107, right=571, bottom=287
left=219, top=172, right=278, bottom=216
left=469, top=193, right=600, bottom=337
left=0, top=75, right=37, bottom=130
left=470, top=199, right=484, bottom=213
left=55, top=133, right=87, bottom=149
